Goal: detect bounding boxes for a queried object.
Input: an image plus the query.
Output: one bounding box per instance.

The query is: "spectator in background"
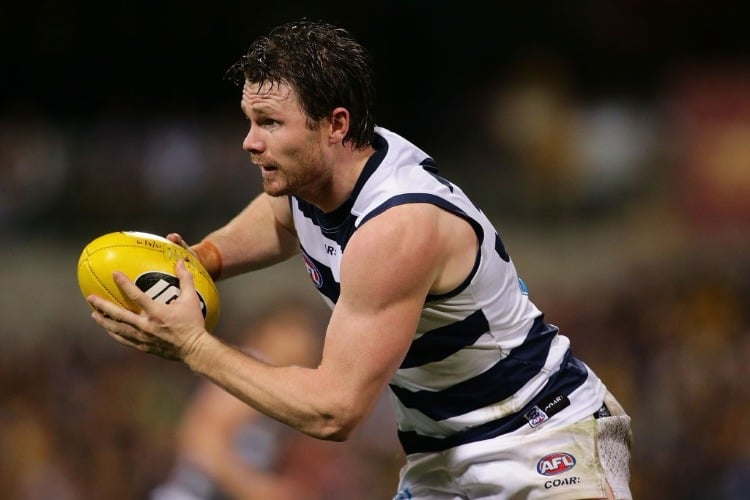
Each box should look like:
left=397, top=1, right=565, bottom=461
left=150, top=297, right=403, bottom=499
left=150, top=298, right=346, bottom=499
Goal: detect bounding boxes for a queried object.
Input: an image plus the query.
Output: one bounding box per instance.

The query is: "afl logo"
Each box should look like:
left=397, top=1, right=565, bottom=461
left=537, top=452, right=576, bottom=476
left=302, top=252, right=324, bottom=288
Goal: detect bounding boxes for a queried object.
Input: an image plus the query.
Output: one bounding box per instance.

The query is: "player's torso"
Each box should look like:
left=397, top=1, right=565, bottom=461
left=290, top=127, right=604, bottom=453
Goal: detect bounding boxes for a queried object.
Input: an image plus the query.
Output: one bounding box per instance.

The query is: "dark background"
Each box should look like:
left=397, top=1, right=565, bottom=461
left=2, top=2, right=746, bottom=117
left=1, top=2, right=749, bottom=499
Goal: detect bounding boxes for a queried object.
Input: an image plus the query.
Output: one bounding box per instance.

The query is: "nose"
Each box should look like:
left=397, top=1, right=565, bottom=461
left=242, top=126, right=264, bottom=154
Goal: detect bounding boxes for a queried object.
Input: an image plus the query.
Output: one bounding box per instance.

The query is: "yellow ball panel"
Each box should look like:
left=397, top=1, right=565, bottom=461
left=77, top=231, right=221, bottom=331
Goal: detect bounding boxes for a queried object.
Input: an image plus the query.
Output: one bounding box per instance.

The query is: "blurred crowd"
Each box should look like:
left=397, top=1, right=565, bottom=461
left=0, top=294, right=405, bottom=500
left=1, top=47, right=749, bottom=500
left=2, top=246, right=747, bottom=499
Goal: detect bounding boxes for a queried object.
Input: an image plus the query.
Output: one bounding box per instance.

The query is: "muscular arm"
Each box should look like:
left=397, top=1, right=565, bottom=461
left=189, top=193, right=299, bottom=280
left=184, top=203, right=476, bottom=439
left=90, top=203, right=477, bottom=440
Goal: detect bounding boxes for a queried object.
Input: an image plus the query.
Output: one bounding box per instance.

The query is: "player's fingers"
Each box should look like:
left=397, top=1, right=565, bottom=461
left=111, top=271, right=153, bottom=311
left=175, top=260, right=197, bottom=295
left=90, top=307, right=146, bottom=343
left=87, top=295, right=139, bottom=325
left=103, top=326, right=149, bottom=352
left=166, top=232, right=187, bottom=247
left=167, top=234, right=199, bottom=260
left=105, top=328, right=181, bottom=361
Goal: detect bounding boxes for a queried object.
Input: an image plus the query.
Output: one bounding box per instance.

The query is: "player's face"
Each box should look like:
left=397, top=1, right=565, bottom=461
left=241, top=80, right=329, bottom=198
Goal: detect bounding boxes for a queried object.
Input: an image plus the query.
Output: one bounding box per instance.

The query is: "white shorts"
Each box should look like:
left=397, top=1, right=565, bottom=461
left=394, top=392, right=632, bottom=500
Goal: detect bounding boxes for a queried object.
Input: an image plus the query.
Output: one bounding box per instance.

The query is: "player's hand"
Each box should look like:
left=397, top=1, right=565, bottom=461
left=168, top=232, right=222, bottom=280
left=166, top=232, right=195, bottom=253
left=87, top=259, right=208, bottom=361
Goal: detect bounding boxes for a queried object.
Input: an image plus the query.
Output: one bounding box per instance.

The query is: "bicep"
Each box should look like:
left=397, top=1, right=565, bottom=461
left=317, top=207, right=443, bottom=415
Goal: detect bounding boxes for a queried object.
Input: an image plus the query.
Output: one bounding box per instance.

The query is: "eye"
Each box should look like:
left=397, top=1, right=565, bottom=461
left=259, top=118, right=280, bottom=129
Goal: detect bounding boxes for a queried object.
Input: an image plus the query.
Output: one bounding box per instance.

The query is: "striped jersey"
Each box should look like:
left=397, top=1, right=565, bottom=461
left=290, top=127, right=605, bottom=455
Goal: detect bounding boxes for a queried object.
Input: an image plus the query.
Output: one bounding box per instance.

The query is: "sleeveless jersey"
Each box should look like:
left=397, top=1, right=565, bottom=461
left=290, top=127, right=605, bottom=455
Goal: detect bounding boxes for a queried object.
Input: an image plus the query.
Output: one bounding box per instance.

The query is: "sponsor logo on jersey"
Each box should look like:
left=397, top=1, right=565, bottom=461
left=544, top=476, right=581, bottom=489
left=523, top=405, right=549, bottom=427
left=524, top=394, right=570, bottom=428
left=135, top=272, right=207, bottom=318
left=537, top=452, right=577, bottom=476
left=542, top=394, right=570, bottom=415
left=302, top=252, right=324, bottom=288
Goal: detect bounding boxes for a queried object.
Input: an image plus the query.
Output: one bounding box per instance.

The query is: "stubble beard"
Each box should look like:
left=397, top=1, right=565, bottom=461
left=261, top=145, right=326, bottom=199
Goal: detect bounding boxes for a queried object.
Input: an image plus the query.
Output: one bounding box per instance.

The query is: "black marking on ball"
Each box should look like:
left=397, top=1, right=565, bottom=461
left=134, top=272, right=207, bottom=318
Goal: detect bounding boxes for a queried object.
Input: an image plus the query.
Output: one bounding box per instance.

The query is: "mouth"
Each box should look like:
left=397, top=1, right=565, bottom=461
left=251, top=155, right=275, bottom=168
left=254, top=161, right=278, bottom=173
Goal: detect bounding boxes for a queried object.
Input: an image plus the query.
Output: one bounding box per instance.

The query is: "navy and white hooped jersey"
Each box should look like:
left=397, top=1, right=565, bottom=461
left=290, top=127, right=605, bottom=455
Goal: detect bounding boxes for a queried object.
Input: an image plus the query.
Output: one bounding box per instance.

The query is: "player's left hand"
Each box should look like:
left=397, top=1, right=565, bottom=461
left=87, top=260, right=208, bottom=361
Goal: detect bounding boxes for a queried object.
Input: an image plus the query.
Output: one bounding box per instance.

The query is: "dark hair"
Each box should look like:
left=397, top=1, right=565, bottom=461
left=227, top=19, right=377, bottom=149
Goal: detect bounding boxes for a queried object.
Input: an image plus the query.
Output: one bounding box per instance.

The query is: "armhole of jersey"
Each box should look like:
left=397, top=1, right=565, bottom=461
left=358, top=193, right=484, bottom=301
left=427, top=244, right=481, bottom=302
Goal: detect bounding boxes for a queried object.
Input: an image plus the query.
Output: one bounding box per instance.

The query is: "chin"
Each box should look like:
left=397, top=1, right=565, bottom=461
left=262, top=181, right=291, bottom=198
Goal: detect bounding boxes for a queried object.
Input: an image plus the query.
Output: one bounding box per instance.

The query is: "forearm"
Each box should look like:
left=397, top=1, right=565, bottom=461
left=184, top=333, right=355, bottom=441
left=193, top=193, right=299, bottom=280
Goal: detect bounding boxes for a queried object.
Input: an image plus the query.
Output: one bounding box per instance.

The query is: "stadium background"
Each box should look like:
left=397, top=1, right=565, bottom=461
left=1, top=1, right=749, bottom=498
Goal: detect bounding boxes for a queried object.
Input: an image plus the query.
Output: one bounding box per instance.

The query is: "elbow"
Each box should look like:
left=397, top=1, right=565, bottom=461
left=314, top=427, right=350, bottom=442
left=311, top=415, right=360, bottom=442
left=318, top=420, right=356, bottom=442
left=307, top=403, right=364, bottom=442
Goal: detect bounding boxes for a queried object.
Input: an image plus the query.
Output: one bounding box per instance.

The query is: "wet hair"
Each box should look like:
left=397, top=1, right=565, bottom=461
left=227, top=19, right=377, bottom=149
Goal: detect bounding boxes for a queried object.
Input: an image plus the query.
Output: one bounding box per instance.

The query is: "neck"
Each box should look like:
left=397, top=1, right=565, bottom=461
left=304, top=145, right=376, bottom=213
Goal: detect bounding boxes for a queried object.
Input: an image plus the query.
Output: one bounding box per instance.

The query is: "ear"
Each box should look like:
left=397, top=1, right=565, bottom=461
left=328, top=107, right=350, bottom=144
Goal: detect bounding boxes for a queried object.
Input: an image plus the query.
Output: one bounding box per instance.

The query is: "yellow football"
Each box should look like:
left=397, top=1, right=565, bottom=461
left=77, top=231, right=221, bottom=331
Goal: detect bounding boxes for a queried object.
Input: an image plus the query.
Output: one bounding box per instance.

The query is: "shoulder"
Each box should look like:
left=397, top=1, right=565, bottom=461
left=344, top=204, right=441, bottom=285
left=352, top=203, right=443, bottom=254
left=347, top=201, right=478, bottom=298
left=344, top=203, right=465, bottom=294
